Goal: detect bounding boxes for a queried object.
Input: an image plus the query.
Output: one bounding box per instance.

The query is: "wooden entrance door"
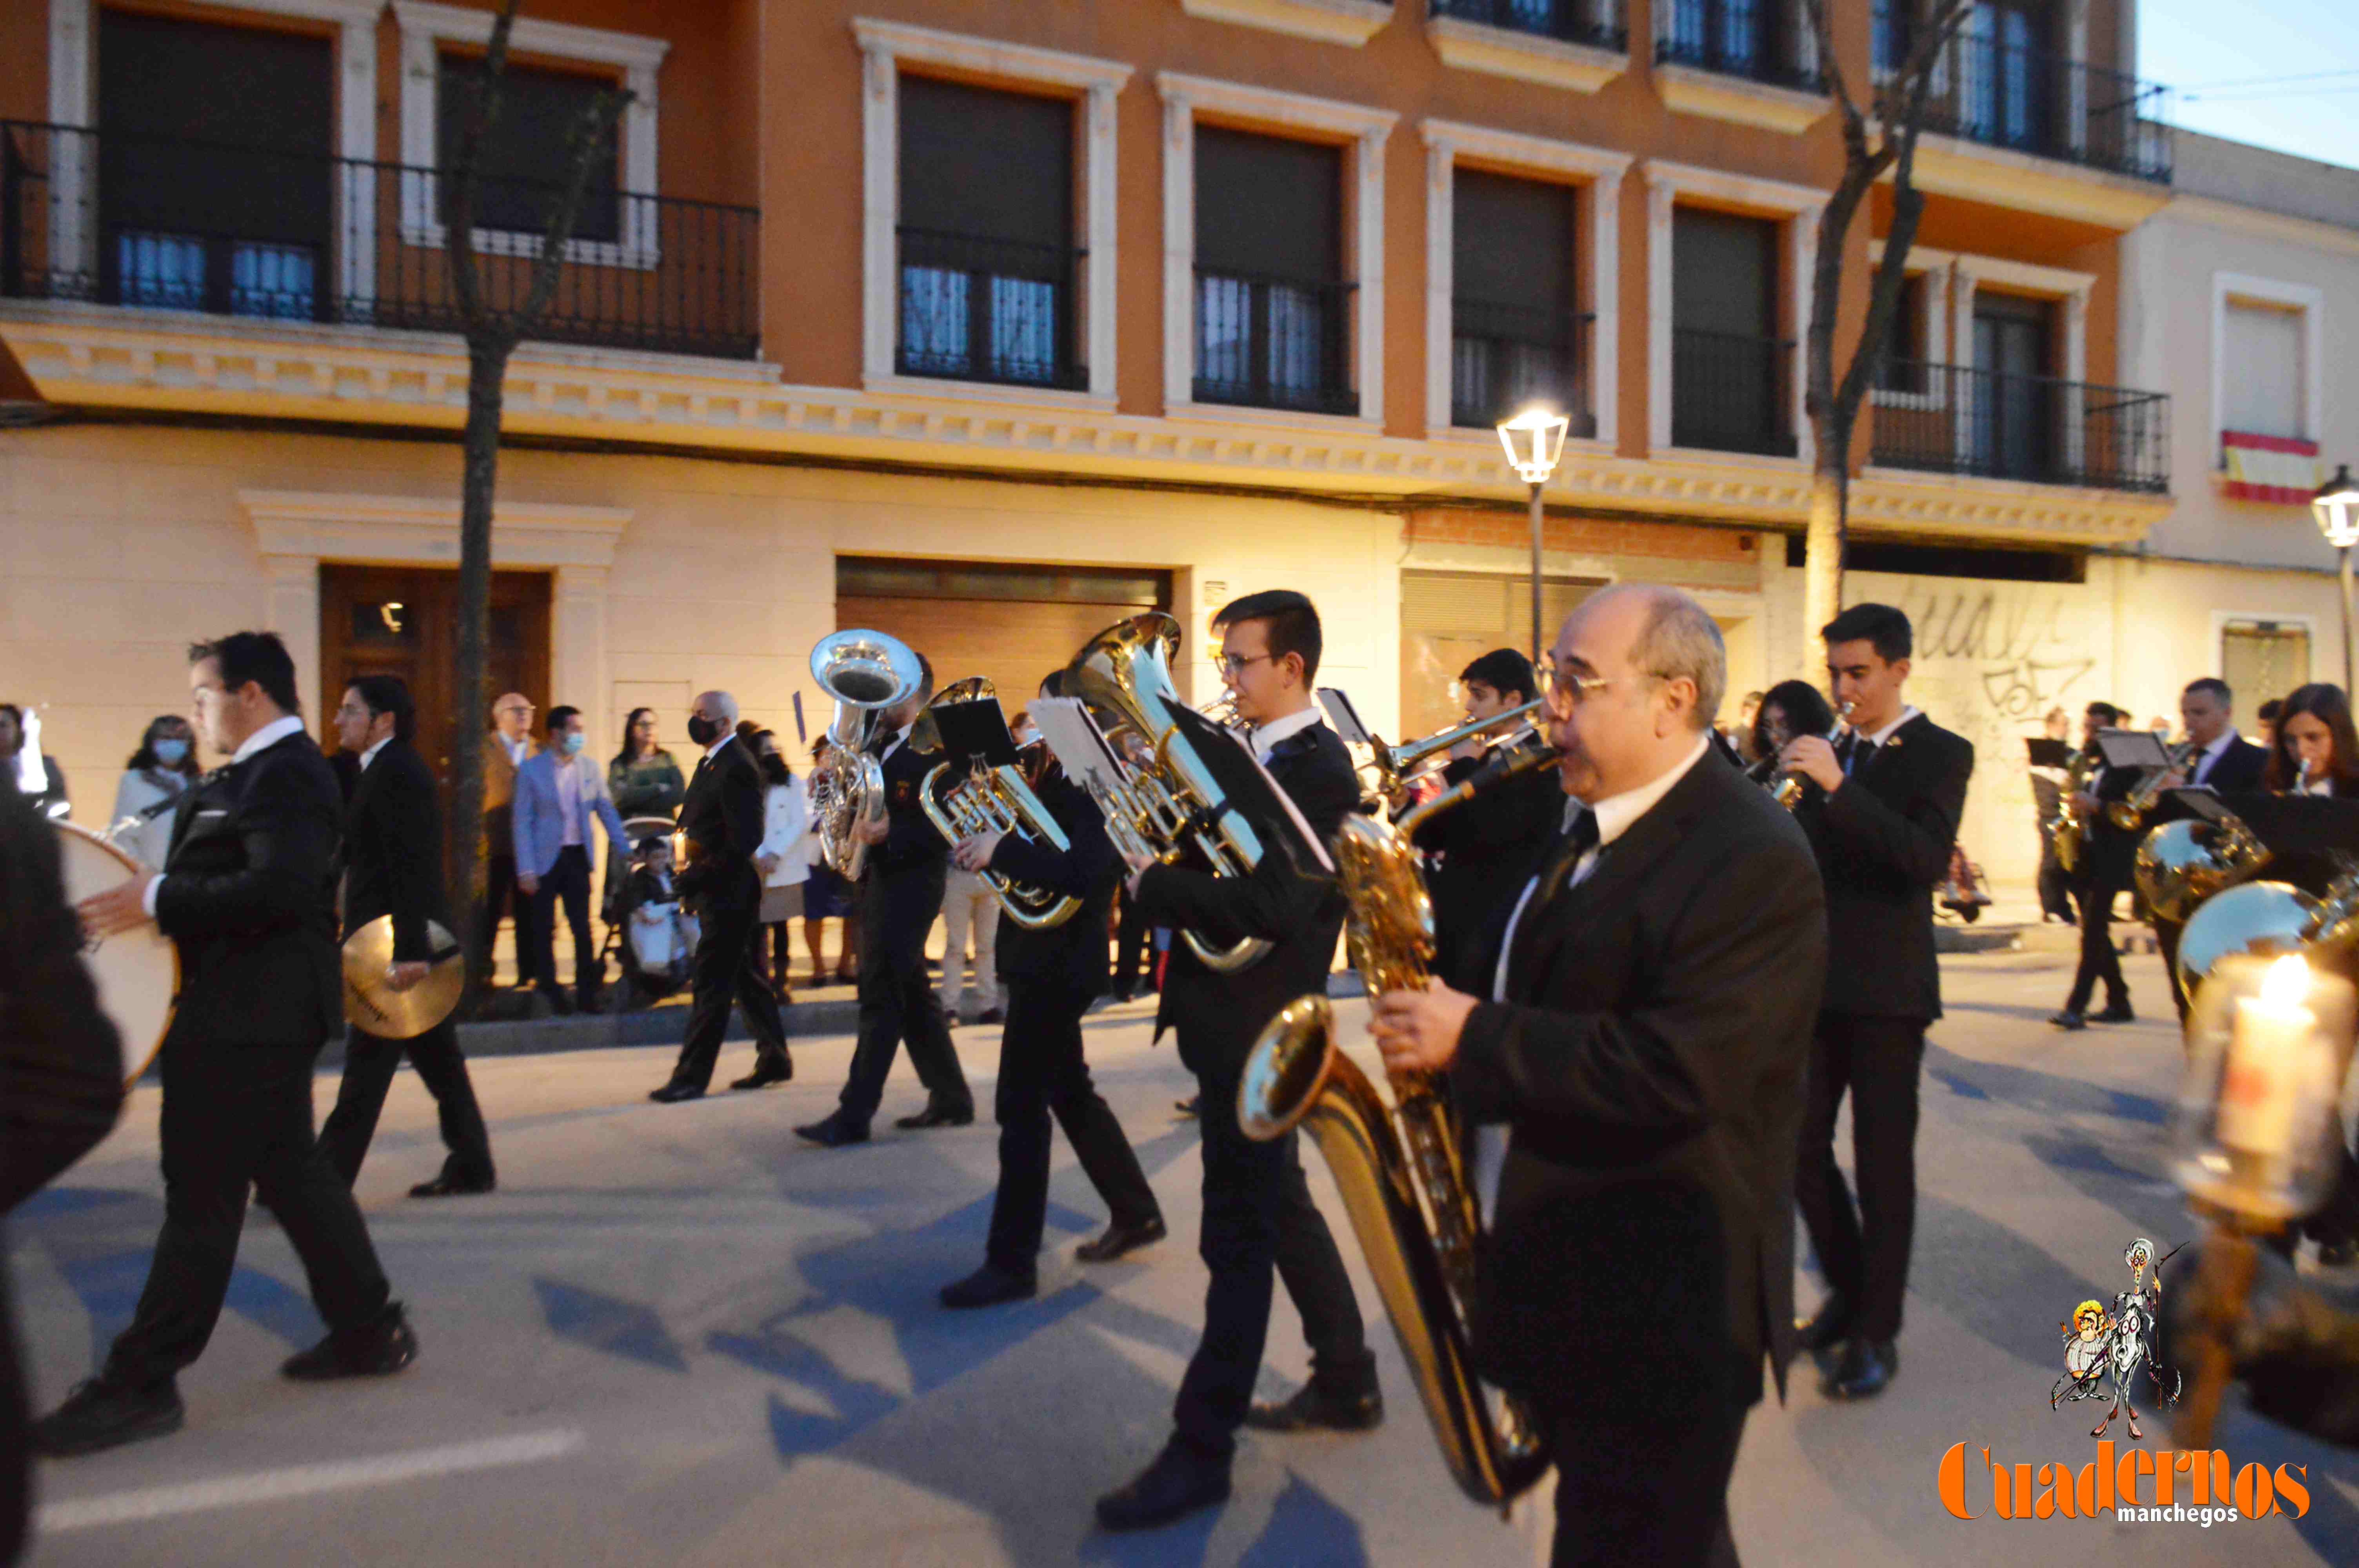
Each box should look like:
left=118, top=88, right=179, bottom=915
left=318, top=566, right=553, bottom=782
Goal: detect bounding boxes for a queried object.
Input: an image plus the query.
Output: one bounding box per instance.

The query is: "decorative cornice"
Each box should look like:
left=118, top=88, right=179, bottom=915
left=1177, top=0, right=1394, bottom=48
left=1425, top=17, right=1628, bottom=94
left=1, top=304, right=2166, bottom=548
left=849, top=16, right=1133, bottom=92
left=239, top=488, right=633, bottom=570
left=1888, top=131, right=2171, bottom=230
left=1421, top=118, right=1632, bottom=181
left=1653, top=64, right=1829, bottom=136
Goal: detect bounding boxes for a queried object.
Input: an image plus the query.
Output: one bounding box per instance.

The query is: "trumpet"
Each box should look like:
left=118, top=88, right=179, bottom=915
left=1756, top=699, right=1853, bottom=811
left=916, top=677, right=1082, bottom=931
left=1368, top=699, right=1549, bottom=797
left=2108, top=739, right=2198, bottom=831
left=807, top=629, right=922, bottom=881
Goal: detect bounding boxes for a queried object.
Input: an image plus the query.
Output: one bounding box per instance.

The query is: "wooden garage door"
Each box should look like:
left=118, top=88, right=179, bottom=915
left=1398, top=570, right=1602, bottom=742
left=836, top=558, right=1173, bottom=720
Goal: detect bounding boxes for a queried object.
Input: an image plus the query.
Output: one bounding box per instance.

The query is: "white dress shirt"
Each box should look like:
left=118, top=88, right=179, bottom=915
left=1247, top=706, right=1323, bottom=764
left=502, top=733, right=529, bottom=767
left=2189, top=728, right=2240, bottom=786
left=145, top=713, right=306, bottom=915
left=879, top=724, right=911, bottom=767
left=359, top=736, right=391, bottom=773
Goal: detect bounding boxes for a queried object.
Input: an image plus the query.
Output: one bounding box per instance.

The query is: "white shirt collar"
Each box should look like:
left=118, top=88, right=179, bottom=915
left=705, top=732, right=735, bottom=764
left=499, top=732, right=529, bottom=764
left=1857, top=705, right=1921, bottom=751
left=359, top=736, right=391, bottom=772
left=2197, top=728, right=2237, bottom=765
left=231, top=714, right=305, bottom=767
left=1579, top=733, right=1713, bottom=852
left=1249, top=706, right=1322, bottom=763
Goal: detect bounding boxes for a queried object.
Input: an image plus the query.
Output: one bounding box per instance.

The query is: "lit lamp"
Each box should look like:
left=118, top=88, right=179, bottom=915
left=2312, top=463, right=2359, bottom=691
left=2168, top=951, right=2358, bottom=1445
left=1497, top=406, right=1571, bottom=666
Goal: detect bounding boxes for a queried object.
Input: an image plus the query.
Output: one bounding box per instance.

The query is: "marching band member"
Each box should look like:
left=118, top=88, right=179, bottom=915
left=2270, top=682, right=2359, bottom=798
left=1371, top=585, right=1824, bottom=1568
left=2149, top=679, right=2268, bottom=1021
left=1096, top=590, right=1379, bottom=1533
left=2050, top=701, right=2138, bottom=1031
left=938, top=683, right=1165, bottom=1310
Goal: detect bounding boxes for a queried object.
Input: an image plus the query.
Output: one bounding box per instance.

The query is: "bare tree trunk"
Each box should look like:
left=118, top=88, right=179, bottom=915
left=1802, top=468, right=1846, bottom=657
left=445, top=342, right=511, bottom=969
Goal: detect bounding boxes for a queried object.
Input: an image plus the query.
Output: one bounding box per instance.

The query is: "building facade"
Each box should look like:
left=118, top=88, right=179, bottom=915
left=2, top=0, right=2193, bottom=887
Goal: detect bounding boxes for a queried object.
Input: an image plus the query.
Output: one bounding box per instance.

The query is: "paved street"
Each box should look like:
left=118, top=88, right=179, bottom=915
left=11, top=944, right=2358, bottom=1566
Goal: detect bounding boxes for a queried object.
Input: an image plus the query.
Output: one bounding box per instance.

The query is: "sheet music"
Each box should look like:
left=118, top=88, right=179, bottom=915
left=1028, top=698, right=1130, bottom=802
left=2094, top=728, right=2173, bottom=770
left=1316, top=687, right=1375, bottom=748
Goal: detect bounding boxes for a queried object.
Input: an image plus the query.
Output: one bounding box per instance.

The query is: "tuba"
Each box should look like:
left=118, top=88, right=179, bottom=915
left=2177, top=857, right=2359, bottom=996
left=1238, top=740, right=1561, bottom=1511
left=1062, top=612, right=1270, bottom=973
left=808, top=629, right=923, bottom=881
left=2135, top=813, right=2271, bottom=924
left=916, top=677, right=1082, bottom=931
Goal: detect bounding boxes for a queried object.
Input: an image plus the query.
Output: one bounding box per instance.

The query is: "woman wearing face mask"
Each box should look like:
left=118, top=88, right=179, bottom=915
left=751, top=729, right=812, bottom=1004
left=108, top=715, right=201, bottom=869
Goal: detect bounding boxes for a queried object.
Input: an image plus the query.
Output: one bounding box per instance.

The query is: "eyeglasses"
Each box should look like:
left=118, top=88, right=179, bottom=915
left=1215, top=652, right=1276, bottom=678
left=1539, top=666, right=1643, bottom=718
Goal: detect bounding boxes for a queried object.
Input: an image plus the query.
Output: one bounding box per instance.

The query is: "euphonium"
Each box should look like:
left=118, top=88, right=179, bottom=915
left=808, top=629, right=922, bottom=881
left=2135, top=813, right=2271, bottom=924
left=2177, top=857, right=2359, bottom=996
left=2108, top=739, right=2198, bottom=831
left=1062, top=612, right=1270, bottom=973
left=916, top=677, right=1082, bottom=931
left=2050, top=747, right=2098, bottom=876
left=1238, top=739, right=1560, bottom=1512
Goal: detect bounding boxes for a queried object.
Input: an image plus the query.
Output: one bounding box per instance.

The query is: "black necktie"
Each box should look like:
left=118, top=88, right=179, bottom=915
left=1848, top=737, right=1876, bottom=777
left=1538, top=809, right=1601, bottom=904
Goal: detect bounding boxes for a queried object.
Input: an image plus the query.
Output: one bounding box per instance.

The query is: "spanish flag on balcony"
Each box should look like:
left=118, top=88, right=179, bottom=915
left=2222, top=430, right=2322, bottom=505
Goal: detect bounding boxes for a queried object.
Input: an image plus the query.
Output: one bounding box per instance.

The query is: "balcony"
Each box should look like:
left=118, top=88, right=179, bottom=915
left=1451, top=298, right=1594, bottom=432
left=1893, top=31, right=2171, bottom=183
left=896, top=227, right=1086, bottom=392
left=1430, top=0, right=1625, bottom=53
left=1671, top=327, right=1795, bottom=457
left=1655, top=0, right=1822, bottom=93
left=1192, top=268, right=1358, bottom=417
left=1871, top=361, right=2169, bottom=494
left=0, top=121, right=760, bottom=359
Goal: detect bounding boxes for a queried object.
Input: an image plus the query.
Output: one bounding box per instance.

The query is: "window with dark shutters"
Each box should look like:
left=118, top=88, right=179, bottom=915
left=895, top=74, right=1081, bottom=389
left=435, top=57, right=622, bottom=242
left=1192, top=127, right=1354, bottom=415
left=1670, top=207, right=1792, bottom=455
left=1450, top=170, right=1588, bottom=431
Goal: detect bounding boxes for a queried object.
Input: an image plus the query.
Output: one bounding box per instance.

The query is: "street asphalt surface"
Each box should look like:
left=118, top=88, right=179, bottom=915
left=10, top=944, right=2357, bottom=1566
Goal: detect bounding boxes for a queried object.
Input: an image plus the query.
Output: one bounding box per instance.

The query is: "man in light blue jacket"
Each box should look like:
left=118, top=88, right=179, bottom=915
left=513, top=705, right=631, bottom=1014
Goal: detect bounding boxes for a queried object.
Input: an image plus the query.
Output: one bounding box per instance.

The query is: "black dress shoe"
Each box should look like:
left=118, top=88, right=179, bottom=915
left=539, top=986, right=577, bottom=1017
left=1823, top=1338, right=1897, bottom=1400
left=1174, top=1096, right=1201, bottom=1120
left=730, top=1058, right=794, bottom=1091
left=649, top=1082, right=705, bottom=1104
left=283, top=1303, right=417, bottom=1381
left=410, top=1173, right=495, bottom=1198
left=576, top=991, right=606, bottom=1016
left=794, top=1116, right=870, bottom=1148
left=2049, top=1009, right=2088, bottom=1031
left=977, top=1007, right=1005, bottom=1025
left=2090, top=1001, right=2136, bottom=1024
left=31, top=1378, right=185, bottom=1457
left=1794, top=1293, right=1853, bottom=1352
left=1244, top=1382, right=1384, bottom=1433
left=940, top=1263, right=1038, bottom=1309
left=894, top=1103, right=975, bottom=1130
left=1076, top=1215, right=1168, bottom=1264
left=1096, top=1439, right=1232, bottom=1532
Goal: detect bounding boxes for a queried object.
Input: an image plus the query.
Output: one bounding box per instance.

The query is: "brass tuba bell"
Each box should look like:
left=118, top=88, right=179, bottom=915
left=2176, top=859, right=2359, bottom=996
left=2135, top=814, right=2270, bottom=924
left=808, top=629, right=922, bottom=881
left=915, top=677, right=1083, bottom=931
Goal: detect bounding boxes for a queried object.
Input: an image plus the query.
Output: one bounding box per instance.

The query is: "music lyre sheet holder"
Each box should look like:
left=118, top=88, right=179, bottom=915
left=929, top=697, right=1019, bottom=771
left=1317, top=688, right=1376, bottom=749
left=2026, top=738, right=2071, bottom=769
left=2094, top=729, right=2173, bottom=771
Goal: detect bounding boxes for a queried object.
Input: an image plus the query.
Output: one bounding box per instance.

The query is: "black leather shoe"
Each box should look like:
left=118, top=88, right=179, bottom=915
left=1794, top=1293, right=1853, bottom=1352
left=1096, top=1439, right=1232, bottom=1532
left=539, top=986, right=577, bottom=1017
left=576, top=991, right=606, bottom=1016
left=2049, top=1009, right=2088, bottom=1031
left=977, top=1007, right=1005, bottom=1025
left=649, top=1082, right=705, bottom=1104
left=31, top=1378, right=184, bottom=1457
left=409, top=1173, right=494, bottom=1198
left=2090, top=1002, right=2135, bottom=1024
left=940, top=1263, right=1038, bottom=1309
left=1823, top=1338, right=1897, bottom=1400
left=894, top=1103, right=975, bottom=1130
left=1173, top=1096, right=1201, bottom=1120
left=283, top=1304, right=417, bottom=1381
left=1244, top=1382, right=1384, bottom=1433
left=1076, top=1215, right=1168, bottom=1264
left=794, top=1116, right=869, bottom=1149
left=730, top=1058, right=794, bottom=1091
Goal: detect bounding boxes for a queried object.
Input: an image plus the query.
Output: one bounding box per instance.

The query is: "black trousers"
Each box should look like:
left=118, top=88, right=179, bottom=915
left=1545, top=1392, right=1748, bottom=1568
left=1794, top=1012, right=1927, bottom=1343
left=2065, top=878, right=2129, bottom=1013
left=1172, top=1055, right=1375, bottom=1459
left=477, top=851, right=540, bottom=986
left=667, top=892, right=789, bottom=1092
left=317, top=1019, right=496, bottom=1187
left=526, top=845, right=597, bottom=1000
left=2037, top=848, right=2077, bottom=924
left=838, top=874, right=970, bottom=1126
left=2155, top=918, right=2191, bottom=1024
left=103, top=1038, right=391, bottom=1390
left=1112, top=892, right=1156, bottom=996
left=985, top=979, right=1160, bottom=1270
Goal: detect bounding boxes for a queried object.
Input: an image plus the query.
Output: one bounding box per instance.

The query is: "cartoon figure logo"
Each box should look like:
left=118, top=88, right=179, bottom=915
left=2051, top=1237, right=2183, bottom=1441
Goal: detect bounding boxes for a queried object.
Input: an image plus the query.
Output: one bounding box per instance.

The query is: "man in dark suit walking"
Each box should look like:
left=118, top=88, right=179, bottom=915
left=1095, top=590, right=1379, bottom=1532
left=651, top=690, right=791, bottom=1102
left=39, top=632, right=414, bottom=1457
left=2151, top=677, right=2269, bottom=1022
left=1372, top=584, right=1825, bottom=1568
left=797, top=655, right=974, bottom=1145
left=2052, top=700, right=2141, bottom=1030
left=1778, top=603, right=1974, bottom=1401
left=316, top=675, right=496, bottom=1196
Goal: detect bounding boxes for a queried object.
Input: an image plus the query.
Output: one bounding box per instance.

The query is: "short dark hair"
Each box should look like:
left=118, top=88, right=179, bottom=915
left=127, top=714, right=200, bottom=775
left=2183, top=677, right=2232, bottom=708
left=1037, top=668, right=1067, bottom=701
left=190, top=631, right=300, bottom=713
left=2085, top=701, right=2123, bottom=726
left=546, top=704, right=582, bottom=735
left=347, top=674, right=416, bottom=745
left=1214, top=589, right=1323, bottom=683
left=2257, top=698, right=2283, bottom=724
left=1821, top=603, right=1912, bottom=663
left=914, top=652, right=936, bottom=700
left=2265, top=682, right=2359, bottom=793
left=1753, top=679, right=1836, bottom=757
left=1458, top=648, right=1536, bottom=704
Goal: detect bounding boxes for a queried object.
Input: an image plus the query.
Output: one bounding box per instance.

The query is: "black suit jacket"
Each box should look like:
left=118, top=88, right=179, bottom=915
left=1132, top=721, right=1358, bottom=1081
left=2192, top=735, right=2268, bottom=795
left=339, top=739, right=447, bottom=962
left=990, top=769, right=1120, bottom=995
left=1795, top=712, right=1974, bottom=1022
left=860, top=731, right=953, bottom=965
left=676, top=737, right=765, bottom=914
left=153, top=729, right=345, bottom=1051
left=1409, top=754, right=1562, bottom=995
left=1453, top=751, right=1826, bottom=1421
left=2077, top=748, right=2145, bottom=891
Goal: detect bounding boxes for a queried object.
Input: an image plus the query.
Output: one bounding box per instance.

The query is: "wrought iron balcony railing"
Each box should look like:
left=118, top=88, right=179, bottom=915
left=0, top=120, right=760, bottom=358
left=1876, top=26, right=2172, bottom=182
left=896, top=226, right=1086, bottom=391
left=1451, top=298, right=1595, bottom=432
left=1871, top=360, right=2170, bottom=493
left=1429, top=0, right=1628, bottom=54
left=1671, top=327, right=1796, bottom=457
left=1655, top=0, right=1823, bottom=93
left=1192, top=268, right=1357, bottom=417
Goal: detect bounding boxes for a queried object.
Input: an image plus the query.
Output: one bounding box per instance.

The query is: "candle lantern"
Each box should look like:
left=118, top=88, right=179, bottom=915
left=2173, top=953, right=2358, bottom=1221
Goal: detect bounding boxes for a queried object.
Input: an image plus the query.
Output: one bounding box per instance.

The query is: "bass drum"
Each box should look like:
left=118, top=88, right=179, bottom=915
left=55, top=821, right=176, bottom=1086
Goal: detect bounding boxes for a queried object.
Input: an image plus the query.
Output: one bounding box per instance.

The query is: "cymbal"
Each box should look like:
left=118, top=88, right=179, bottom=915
left=342, top=916, right=467, bottom=1040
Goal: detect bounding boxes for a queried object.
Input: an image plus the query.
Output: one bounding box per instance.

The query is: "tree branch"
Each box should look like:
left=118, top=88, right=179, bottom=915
left=446, top=0, right=525, bottom=339
left=515, top=87, right=631, bottom=330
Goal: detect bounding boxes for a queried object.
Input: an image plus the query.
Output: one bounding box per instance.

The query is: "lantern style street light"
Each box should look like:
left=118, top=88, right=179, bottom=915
left=1498, top=406, right=1572, bottom=667
left=2313, top=463, right=2359, bottom=692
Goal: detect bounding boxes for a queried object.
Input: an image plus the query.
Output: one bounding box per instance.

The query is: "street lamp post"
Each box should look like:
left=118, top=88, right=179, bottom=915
left=1497, top=406, right=1571, bottom=667
left=2314, top=463, right=2359, bottom=693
